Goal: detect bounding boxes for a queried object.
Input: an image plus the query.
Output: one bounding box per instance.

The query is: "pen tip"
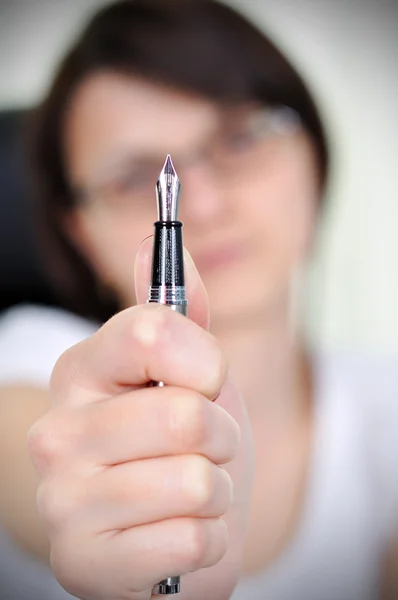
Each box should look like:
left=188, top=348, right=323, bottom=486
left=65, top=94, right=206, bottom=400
left=156, top=154, right=181, bottom=221
left=163, top=154, right=176, bottom=177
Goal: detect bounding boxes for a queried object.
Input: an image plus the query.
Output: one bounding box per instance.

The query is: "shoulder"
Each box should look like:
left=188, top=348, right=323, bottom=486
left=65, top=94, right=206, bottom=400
left=314, top=349, right=398, bottom=404
left=314, top=349, right=398, bottom=442
left=314, top=349, right=398, bottom=463
left=0, top=303, right=99, bottom=349
left=0, top=304, right=99, bottom=387
left=314, top=349, right=398, bottom=537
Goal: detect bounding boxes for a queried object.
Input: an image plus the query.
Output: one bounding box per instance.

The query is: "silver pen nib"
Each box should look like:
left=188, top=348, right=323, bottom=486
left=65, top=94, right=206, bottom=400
left=156, top=154, right=181, bottom=221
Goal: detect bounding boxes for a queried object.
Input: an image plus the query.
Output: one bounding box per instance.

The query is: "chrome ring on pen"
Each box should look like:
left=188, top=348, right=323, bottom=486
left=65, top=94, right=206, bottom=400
left=148, top=285, right=187, bottom=306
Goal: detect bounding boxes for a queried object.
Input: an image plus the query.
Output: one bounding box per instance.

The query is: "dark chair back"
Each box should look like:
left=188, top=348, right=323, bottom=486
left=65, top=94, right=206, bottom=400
left=0, top=110, right=57, bottom=312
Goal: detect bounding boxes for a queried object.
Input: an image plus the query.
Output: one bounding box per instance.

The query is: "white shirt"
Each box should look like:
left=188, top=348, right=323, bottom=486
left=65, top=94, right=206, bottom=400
left=0, top=304, right=397, bottom=600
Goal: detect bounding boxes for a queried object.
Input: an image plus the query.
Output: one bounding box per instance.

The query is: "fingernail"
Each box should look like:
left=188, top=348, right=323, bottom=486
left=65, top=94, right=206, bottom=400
left=183, top=247, right=197, bottom=271
left=140, top=234, right=153, bottom=246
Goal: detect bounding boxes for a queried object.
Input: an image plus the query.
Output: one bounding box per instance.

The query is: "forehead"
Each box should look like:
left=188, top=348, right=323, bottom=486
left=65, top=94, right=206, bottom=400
left=63, top=72, right=219, bottom=183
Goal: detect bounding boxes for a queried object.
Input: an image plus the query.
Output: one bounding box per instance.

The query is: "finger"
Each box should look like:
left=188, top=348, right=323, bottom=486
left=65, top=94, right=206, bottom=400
left=44, top=455, right=233, bottom=534
left=50, top=303, right=226, bottom=404
left=55, top=386, right=240, bottom=468
left=51, top=517, right=228, bottom=598
left=134, top=235, right=210, bottom=330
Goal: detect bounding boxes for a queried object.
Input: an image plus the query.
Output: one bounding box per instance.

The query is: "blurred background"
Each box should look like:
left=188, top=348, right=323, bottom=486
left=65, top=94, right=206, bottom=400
left=0, top=0, right=397, bottom=353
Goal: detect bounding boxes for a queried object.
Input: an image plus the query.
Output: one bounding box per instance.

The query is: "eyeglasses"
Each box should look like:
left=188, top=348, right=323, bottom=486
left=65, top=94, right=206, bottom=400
left=74, top=104, right=301, bottom=214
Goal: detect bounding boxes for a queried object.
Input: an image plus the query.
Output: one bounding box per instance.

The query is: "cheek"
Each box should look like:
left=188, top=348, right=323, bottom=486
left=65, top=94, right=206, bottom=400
left=83, top=214, right=153, bottom=285
left=247, top=142, right=318, bottom=264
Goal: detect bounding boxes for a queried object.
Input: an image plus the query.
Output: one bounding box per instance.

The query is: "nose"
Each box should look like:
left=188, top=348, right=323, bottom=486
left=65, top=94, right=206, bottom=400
left=178, top=162, right=229, bottom=226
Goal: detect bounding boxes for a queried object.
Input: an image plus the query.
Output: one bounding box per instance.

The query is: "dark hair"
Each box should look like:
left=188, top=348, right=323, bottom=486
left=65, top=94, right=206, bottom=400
left=30, top=0, right=329, bottom=323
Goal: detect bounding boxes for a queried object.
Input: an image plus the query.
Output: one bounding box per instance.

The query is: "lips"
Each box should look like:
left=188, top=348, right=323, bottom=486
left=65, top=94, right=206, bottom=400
left=192, top=243, right=246, bottom=272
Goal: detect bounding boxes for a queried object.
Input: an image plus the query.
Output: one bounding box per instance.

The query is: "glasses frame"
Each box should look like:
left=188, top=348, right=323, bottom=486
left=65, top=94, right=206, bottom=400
left=73, top=104, right=302, bottom=212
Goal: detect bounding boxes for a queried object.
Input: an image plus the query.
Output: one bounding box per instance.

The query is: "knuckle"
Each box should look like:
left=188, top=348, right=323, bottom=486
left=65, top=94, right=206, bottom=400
left=196, top=332, right=228, bottom=398
left=208, top=335, right=228, bottom=389
left=131, top=304, right=168, bottom=348
left=26, top=420, right=46, bottom=463
left=49, top=345, right=77, bottom=397
left=27, top=416, right=66, bottom=474
left=169, top=393, right=208, bottom=451
left=216, top=468, right=234, bottom=515
left=37, top=481, right=66, bottom=528
left=50, top=541, right=89, bottom=600
left=37, top=477, right=82, bottom=530
left=183, top=518, right=210, bottom=570
left=36, top=481, right=56, bottom=526
left=182, top=455, right=214, bottom=511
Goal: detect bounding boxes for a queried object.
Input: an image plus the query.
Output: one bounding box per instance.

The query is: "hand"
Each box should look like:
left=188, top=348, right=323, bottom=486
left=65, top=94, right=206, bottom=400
left=28, top=238, right=254, bottom=600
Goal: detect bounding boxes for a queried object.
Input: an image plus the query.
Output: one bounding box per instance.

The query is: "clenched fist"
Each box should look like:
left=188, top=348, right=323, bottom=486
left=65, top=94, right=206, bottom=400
left=28, top=239, right=254, bottom=600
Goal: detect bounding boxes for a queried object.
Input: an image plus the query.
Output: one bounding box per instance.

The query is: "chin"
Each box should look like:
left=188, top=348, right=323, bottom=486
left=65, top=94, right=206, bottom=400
left=206, top=276, right=281, bottom=328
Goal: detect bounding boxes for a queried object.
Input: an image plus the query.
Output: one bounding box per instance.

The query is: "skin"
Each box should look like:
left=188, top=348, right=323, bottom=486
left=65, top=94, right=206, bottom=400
left=29, top=268, right=255, bottom=600
left=1, top=71, right=396, bottom=598
left=61, top=73, right=319, bottom=577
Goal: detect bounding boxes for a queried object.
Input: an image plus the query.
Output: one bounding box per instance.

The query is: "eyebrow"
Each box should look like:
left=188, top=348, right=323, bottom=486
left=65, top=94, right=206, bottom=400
left=77, top=106, right=258, bottom=190
left=93, top=151, right=144, bottom=177
left=80, top=150, right=161, bottom=189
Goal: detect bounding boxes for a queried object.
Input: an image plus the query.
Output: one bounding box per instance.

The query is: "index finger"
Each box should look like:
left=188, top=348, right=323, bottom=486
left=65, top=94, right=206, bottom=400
left=50, top=304, right=226, bottom=406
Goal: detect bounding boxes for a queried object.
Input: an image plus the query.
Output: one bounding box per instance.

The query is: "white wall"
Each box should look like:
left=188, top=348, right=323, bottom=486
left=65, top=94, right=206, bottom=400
left=1, top=0, right=397, bottom=353
left=0, top=0, right=109, bottom=108
left=233, top=0, right=398, bottom=354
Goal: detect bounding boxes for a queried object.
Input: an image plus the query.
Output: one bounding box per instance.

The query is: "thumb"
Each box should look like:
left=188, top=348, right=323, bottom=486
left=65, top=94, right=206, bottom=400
left=134, top=235, right=210, bottom=330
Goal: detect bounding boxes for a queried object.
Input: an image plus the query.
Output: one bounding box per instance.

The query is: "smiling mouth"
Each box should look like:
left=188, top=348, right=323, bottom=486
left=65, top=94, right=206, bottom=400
left=193, top=243, right=246, bottom=272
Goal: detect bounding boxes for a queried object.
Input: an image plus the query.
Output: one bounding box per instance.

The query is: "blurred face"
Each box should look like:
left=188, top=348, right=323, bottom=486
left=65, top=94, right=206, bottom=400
left=63, top=72, right=320, bottom=325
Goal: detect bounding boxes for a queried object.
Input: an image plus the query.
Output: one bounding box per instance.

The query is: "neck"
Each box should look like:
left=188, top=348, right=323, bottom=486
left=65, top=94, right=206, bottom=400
left=210, top=303, right=311, bottom=427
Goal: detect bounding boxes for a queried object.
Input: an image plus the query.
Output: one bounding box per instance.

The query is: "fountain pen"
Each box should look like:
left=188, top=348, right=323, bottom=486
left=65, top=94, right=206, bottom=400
left=148, top=155, right=187, bottom=595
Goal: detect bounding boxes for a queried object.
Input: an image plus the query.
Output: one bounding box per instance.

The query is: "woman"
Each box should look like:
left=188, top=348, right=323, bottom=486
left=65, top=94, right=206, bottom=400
left=0, top=1, right=397, bottom=599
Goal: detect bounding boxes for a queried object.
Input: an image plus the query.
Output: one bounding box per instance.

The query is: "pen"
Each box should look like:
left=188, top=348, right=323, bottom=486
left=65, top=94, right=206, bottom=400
left=148, top=154, right=187, bottom=595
